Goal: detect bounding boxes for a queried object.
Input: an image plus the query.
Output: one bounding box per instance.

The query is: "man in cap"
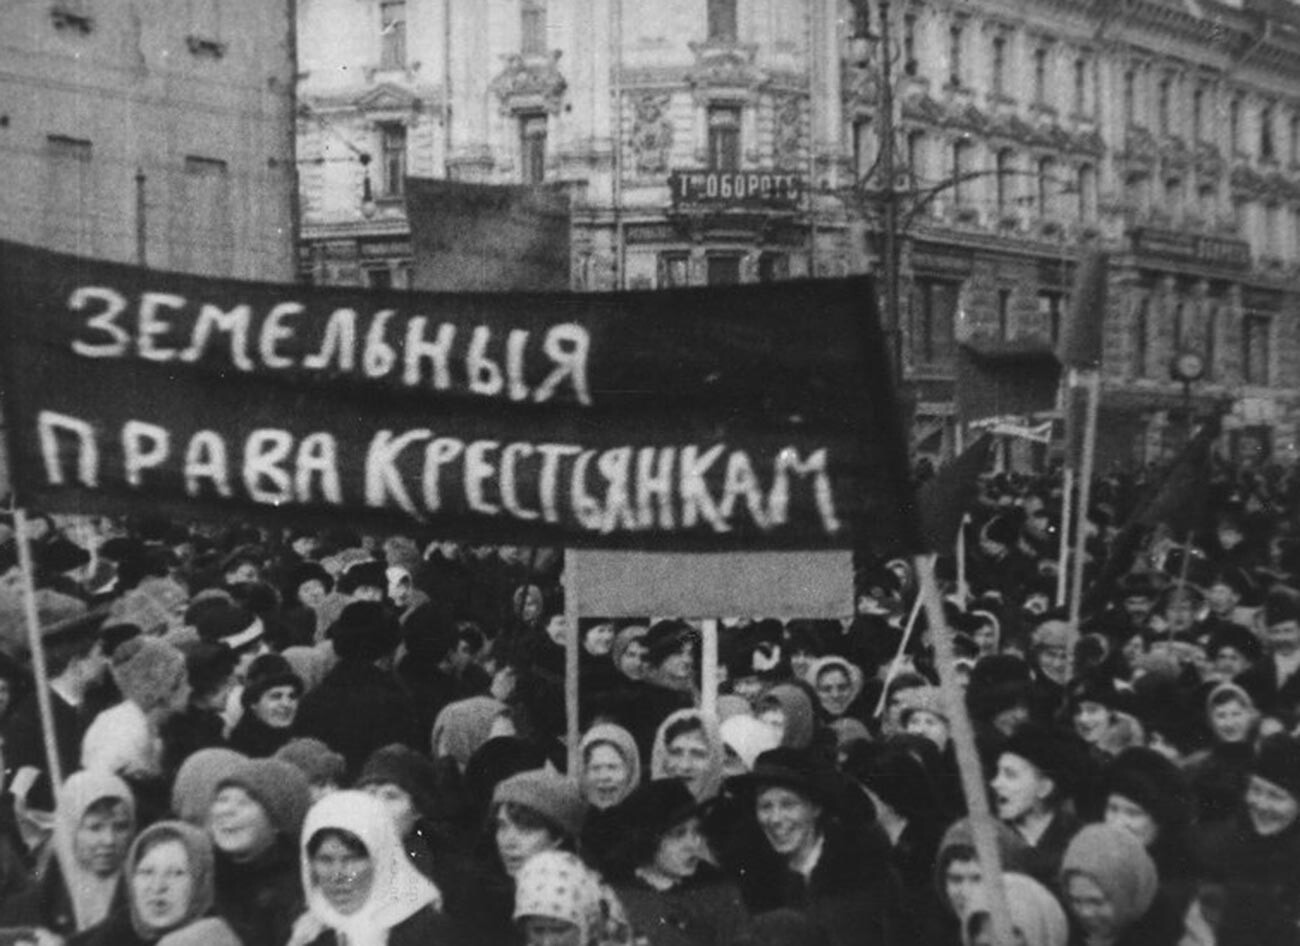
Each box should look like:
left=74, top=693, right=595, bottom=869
left=1236, top=585, right=1300, bottom=726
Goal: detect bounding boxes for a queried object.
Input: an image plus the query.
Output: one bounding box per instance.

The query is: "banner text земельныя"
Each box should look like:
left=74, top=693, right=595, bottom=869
left=0, top=240, right=917, bottom=552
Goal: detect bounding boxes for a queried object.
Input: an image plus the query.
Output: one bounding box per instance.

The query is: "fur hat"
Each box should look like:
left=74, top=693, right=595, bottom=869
left=643, top=619, right=697, bottom=667
left=239, top=653, right=303, bottom=708
left=216, top=758, right=311, bottom=838
left=1263, top=585, right=1300, bottom=627
left=1001, top=724, right=1086, bottom=793
left=1104, top=747, right=1193, bottom=831
left=195, top=604, right=264, bottom=651
left=336, top=560, right=386, bottom=596
left=110, top=637, right=187, bottom=711
left=328, top=601, right=402, bottom=663
left=274, top=738, right=345, bottom=787
left=179, top=640, right=238, bottom=700
left=287, top=562, right=333, bottom=596
left=493, top=769, right=586, bottom=840
left=355, top=743, right=439, bottom=818
left=1205, top=625, right=1264, bottom=665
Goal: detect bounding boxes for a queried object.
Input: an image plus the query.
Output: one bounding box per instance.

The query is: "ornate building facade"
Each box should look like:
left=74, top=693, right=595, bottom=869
left=0, top=0, right=297, bottom=280
left=296, top=0, right=1300, bottom=465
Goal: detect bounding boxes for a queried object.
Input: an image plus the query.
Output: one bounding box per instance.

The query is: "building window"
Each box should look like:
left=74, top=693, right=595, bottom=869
left=991, top=35, right=1006, bottom=97
left=706, top=0, right=737, bottom=43
left=1260, top=106, right=1275, bottom=161
left=948, top=22, right=964, bottom=87
left=758, top=252, right=789, bottom=282
left=1229, top=98, right=1241, bottom=153
left=1192, top=88, right=1204, bottom=142
left=519, top=113, right=547, bottom=183
left=903, top=14, right=917, bottom=75
left=1077, top=164, right=1095, bottom=221
left=707, top=106, right=741, bottom=171
left=1125, top=172, right=1149, bottom=215
left=365, top=266, right=394, bottom=290
left=1172, top=302, right=1185, bottom=348
left=997, top=288, right=1013, bottom=339
left=1164, top=177, right=1182, bottom=216
left=1157, top=77, right=1171, bottom=135
left=379, top=0, right=406, bottom=68
left=1073, top=58, right=1087, bottom=115
left=951, top=140, right=972, bottom=204
left=181, top=155, right=232, bottom=275
left=378, top=123, right=406, bottom=197
left=706, top=254, right=742, bottom=285
left=660, top=252, right=690, bottom=288
left=1038, top=291, right=1064, bottom=346
left=911, top=278, right=959, bottom=368
left=995, top=148, right=1014, bottom=213
left=1036, top=157, right=1054, bottom=215
left=44, top=134, right=95, bottom=255
left=1242, top=314, right=1271, bottom=385
left=853, top=118, right=875, bottom=184
left=1123, top=71, right=1136, bottom=126
left=1198, top=183, right=1217, bottom=222
left=1132, top=299, right=1149, bottom=377
left=1265, top=203, right=1281, bottom=255
left=906, top=130, right=925, bottom=179
left=521, top=0, right=546, bottom=55
left=1204, top=307, right=1217, bottom=380
left=1033, top=47, right=1048, bottom=105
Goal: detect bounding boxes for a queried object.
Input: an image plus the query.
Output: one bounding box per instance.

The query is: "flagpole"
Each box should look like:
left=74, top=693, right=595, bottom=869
left=1068, top=369, right=1101, bottom=642
left=873, top=589, right=926, bottom=718
left=956, top=515, right=969, bottom=607
left=564, top=558, right=581, bottom=777
left=1056, top=369, right=1078, bottom=607
left=915, top=554, right=1015, bottom=946
left=700, top=618, right=718, bottom=720
left=14, top=508, right=65, bottom=792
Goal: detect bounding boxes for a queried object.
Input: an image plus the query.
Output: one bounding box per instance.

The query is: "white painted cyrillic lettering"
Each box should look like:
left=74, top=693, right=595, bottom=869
left=500, top=443, right=538, bottom=521
left=364, top=429, right=430, bottom=516
left=184, top=431, right=231, bottom=497
left=718, top=450, right=770, bottom=529
left=467, top=326, right=503, bottom=397
left=69, top=287, right=129, bottom=358
left=534, top=324, right=591, bottom=405
left=243, top=430, right=295, bottom=505
left=506, top=329, right=530, bottom=401
left=363, top=310, right=397, bottom=378
left=636, top=447, right=676, bottom=530
left=137, top=292, right=185, bottom=362
left=403, top=318, right=455, bottom=389
left=535, top=444, right=581, bottom=523
left=303, top=308, right=357, bottom=372
left=464, top=440, right=500, bottom=515
left=180, top=304, right=254, bottom=370
left=296, top=433, right=342, bottom=504
left=570, top=450, right=603, bottom=530
left=421, top=437, right=464, bottom=512
left=37, top=411, right=98, bottom=487
left=260, top=303, right=302, bottom=369
left=598, top=447, right=637, bottom=533
left=679, top=444, right=727, bottom=532
left=769, top=447, right=841, bottom=534
left=122, top=421, right=170, bottom=488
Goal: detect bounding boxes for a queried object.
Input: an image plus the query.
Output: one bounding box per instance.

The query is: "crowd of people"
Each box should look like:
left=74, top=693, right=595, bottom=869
left=0, top=452, right=1295, bottom=946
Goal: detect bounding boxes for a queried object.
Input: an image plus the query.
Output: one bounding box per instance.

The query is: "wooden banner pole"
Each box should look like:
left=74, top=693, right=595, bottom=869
left=14, top=508, right=64, bottom=792
left=873, top=578, right=926, bottom=718
left=1068, top=369, right=1102, bottom=646
left=700, top=619, right=718, bottom=720
left=564, top=556, right=581, bottom=777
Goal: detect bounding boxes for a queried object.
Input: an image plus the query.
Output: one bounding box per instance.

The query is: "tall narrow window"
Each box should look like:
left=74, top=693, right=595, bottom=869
left=992, top=35, right=1006, bottom=97
left=521, top=0, right=546, bottom=55
left=1077, top=164, right=1095, bottom=221
left=707, top=0, right=737, bottom=42
left=1204, top=306, right=1217, bottom=380
left=997, top=288, right=1013, bottom=339
left=519, top=113, right=547, bottom=183
left=1033, top=48, right=1048, bottom=104
left=912, top=278, right=959, bottom=368
left=1038, top=291, right=1064, bottom=346
left=1229, top=98, right=1241, bottom=153
left=1133, top=299, right=1149, bottom=377
left=379, top=123, right=406, bottom=197
left=1157, top=77, right=1171, bottom=134
left=1198, top=183, right=1217, bottom=222
left=996, top=148, right=1014, bottom=212
left=1037, top=156, right=1054, bottom=215
left=907, top=130, right=925, bottom=180
left=181, top=155, right=232, bottom=275
left=1260, top=105, right=1275, bottom=160
left=853, top=118, right=875, bottom=184
left=1073, top=58, right=1087, bottom=114
left=952, top=140, right=972, bottom=204
left=949, top=23, right=964, bottom=87
left=1192, top=88, right=1204, bottom=143
left=1172, top=303, right=1185, bottom=348
left=1243, top=314, right=1271, bottom=385
left=1123, top=71, right=1136, bottom=125
left=903, top=15, right=917, bottom=75
left=707, top=106, right=741, bottom=171
left=379, top=0, right=406, bottom=68
left=660, top=252, right=690, bottom=288
left=43, top=135, right=95, bottom=255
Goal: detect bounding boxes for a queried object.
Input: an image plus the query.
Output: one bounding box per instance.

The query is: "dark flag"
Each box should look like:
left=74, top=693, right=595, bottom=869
left=955, top=340, right=1060, bottom=426
left=1082, top=418, right=1219, bottom=615
left=1059, top=251, right=1109, bottom=370
left=919, top=434, right=993, bottom=551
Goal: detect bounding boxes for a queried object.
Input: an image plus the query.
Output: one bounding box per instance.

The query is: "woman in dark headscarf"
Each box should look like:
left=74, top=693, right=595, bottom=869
left=72, top=821, right=240, bottom=946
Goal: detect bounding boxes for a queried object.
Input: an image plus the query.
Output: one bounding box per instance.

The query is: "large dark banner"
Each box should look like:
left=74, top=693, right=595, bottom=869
left=955, top=339, right=1061, bottom=425
left=406, top=179, right=571, bottom=292
left=0, top=241, right=918, bottom=552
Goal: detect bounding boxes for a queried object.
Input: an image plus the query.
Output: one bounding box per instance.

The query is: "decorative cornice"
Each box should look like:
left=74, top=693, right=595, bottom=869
left=354, top=82, right=421, bottom=114
left=490, top=51, right=568, bottom=115
left=686, top=42, right=765, bottom=102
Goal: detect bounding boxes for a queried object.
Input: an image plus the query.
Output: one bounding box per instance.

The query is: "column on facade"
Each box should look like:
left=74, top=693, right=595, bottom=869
left=448, top=1, right=490, bottom=176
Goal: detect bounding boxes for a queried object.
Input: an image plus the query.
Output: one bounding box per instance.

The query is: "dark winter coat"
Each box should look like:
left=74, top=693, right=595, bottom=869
left=295, top=659, right=422, bottom=777
left=212, top=836, right=304, bottom=946
left=303, top=905, right=471, bottom=946
left=0, top=851, right=126, bottom=937
left=227, top=710, right=296, bottom=758
left=614, top=864, right=751, bottom=946
left=1018, top=808, right=1083, bottom=886
left=2, top=689, right=85, bottom=808
left=1235, top=659, right=1300, bottom=725
left=1192, top=812, right=1300, bottom=942
left=68, top=907, right=153, bottom=946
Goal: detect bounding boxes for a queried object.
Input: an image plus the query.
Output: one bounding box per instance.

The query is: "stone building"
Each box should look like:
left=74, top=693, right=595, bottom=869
left=0, top=0, right=297, bottom=281
left=296, top=0, right=1300, bottom=465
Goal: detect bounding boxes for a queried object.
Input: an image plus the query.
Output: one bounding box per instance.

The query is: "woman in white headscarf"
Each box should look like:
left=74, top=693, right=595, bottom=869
left=1, top=770, right=136, bottom=936
left=289, top=790, right=464, bottom=946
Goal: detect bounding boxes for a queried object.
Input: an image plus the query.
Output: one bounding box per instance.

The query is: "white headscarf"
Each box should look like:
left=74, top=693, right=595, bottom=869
left=53, top=770, right=135, bottom=931
left=299, top=790, right=441, bottom=946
